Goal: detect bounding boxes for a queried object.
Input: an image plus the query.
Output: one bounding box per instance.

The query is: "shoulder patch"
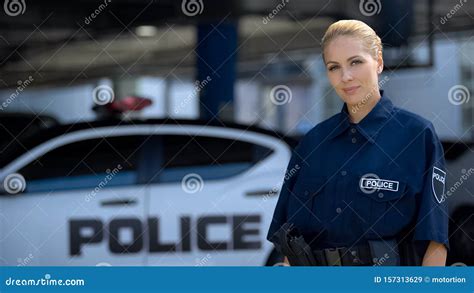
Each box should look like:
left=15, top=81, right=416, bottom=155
left=432, top=166, right=446, bottom=203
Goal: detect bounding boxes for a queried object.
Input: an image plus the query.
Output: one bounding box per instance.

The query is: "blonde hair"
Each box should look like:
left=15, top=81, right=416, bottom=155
left=321, top=19, right=382, bottom=62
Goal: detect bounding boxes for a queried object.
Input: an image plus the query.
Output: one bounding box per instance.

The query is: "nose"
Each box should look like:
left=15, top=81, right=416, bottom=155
left=341, top=68, right=353, bottom=83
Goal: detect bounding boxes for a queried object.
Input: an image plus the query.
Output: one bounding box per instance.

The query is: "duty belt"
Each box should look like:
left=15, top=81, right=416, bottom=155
left=274, top=223, right=422, bottom=266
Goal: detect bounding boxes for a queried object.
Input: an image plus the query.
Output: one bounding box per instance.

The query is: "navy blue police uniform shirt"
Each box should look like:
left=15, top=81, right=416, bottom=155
left=267, top=90, right=449, bottom=252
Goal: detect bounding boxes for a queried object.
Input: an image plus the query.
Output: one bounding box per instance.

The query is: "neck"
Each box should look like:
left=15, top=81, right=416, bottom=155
left=347, top=90, right=381, bottom=123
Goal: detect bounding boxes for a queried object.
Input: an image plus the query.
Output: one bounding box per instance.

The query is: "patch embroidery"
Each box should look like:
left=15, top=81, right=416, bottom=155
left=359, top=178, right=399, bottom=192
left=432, top=166, right=446, bottom=203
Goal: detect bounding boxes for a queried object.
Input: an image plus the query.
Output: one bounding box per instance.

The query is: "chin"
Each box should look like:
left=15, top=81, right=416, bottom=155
left=338, top=91, right=365, bottom=107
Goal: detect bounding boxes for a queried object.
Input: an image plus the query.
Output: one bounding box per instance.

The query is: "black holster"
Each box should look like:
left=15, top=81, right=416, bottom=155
left=271, top=223, right=424, bottom=266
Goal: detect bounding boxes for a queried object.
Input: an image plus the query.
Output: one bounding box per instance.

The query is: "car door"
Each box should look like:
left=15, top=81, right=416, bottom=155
left=0, top=127, right=150, bottom=266
left=143, top=125, right=291, bottom=266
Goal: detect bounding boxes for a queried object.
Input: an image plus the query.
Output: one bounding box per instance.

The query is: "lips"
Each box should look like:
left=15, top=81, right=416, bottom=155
left=343, top=86, right=360, bottom=95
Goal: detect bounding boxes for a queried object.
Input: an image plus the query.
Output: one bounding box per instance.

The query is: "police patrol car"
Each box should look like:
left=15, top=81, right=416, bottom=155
left=0, top=98, right=472, bottom=266
left=0, top=98, right=295, bottom=266
left=442, top=141, right=474, bottom=266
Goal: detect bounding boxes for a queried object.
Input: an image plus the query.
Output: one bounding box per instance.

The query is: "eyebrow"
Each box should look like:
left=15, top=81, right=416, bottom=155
left=325, top=55, right=362, bottom=65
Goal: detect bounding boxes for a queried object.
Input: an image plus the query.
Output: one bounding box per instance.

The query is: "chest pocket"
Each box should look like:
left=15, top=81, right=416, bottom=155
left=355, top=170, right=416, bottom=237
left=287, top=176, right=328, bottom=232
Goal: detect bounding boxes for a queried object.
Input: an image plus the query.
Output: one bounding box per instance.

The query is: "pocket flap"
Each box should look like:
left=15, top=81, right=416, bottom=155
left=293, top=176, right=328, bottom=199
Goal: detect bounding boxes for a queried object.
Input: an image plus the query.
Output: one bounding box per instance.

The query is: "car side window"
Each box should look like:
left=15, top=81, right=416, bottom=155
left=152, top=135, right=273, bottom=183
left=17, top=135, right=147, bottom=193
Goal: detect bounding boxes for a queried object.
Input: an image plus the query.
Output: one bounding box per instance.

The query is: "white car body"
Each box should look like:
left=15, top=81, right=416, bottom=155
left=0, top=121, right=291, bottom=266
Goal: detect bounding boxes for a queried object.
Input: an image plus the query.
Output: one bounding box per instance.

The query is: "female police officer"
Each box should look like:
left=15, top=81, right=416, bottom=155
left=267, top=20, right=449, bottom=266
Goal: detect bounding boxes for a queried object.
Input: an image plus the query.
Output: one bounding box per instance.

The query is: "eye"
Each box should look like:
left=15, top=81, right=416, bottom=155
left=351, top=59, right=363, bottom=66
left=328, top=65, right=339, bottom=71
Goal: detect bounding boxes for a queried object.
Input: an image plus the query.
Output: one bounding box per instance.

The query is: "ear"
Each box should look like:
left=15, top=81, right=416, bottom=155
left=377, top=50, right=384, bottom=74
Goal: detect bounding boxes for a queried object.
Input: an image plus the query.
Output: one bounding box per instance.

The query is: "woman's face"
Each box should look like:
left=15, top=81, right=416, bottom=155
left=324, top=35, right=383, bottom=106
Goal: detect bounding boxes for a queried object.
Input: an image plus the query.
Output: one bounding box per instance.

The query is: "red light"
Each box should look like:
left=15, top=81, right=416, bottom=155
left=106, top=96, right=153, bottom=113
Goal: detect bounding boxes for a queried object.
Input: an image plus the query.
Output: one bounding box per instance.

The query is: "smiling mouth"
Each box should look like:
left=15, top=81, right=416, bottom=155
left=343, top=86, right=360, bottom=94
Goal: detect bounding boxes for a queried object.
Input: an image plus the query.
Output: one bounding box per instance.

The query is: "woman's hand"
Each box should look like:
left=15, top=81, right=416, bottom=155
left=422, top=241, right=447, bottom=266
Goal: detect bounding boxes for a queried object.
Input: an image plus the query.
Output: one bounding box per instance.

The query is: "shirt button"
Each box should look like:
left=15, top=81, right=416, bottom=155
left=336, top=207, right=342, bottom=214
left=304, top=191, right=309, bottom=196
left=378, top=193, right=384, bottom=199
left=351, top=137, right=357, bottom=143
left=350, top=128, right=356, bottom=134
left=341, top=170, right=347, bottom=176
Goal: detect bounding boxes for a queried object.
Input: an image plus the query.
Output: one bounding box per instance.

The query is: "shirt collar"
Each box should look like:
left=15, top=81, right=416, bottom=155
left=327, top=90, right=394, bottom=143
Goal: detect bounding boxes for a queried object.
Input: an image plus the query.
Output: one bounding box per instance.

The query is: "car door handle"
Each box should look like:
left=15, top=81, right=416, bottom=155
left=245, top=189, right=279, bottom=197
left=100, top=198, right=137, bottom=207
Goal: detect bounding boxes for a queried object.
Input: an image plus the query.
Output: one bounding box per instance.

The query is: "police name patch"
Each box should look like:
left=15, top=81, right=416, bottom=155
left=360, top=178, right=399, bottom=192
left=432, top=166, right=446, bottom=203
